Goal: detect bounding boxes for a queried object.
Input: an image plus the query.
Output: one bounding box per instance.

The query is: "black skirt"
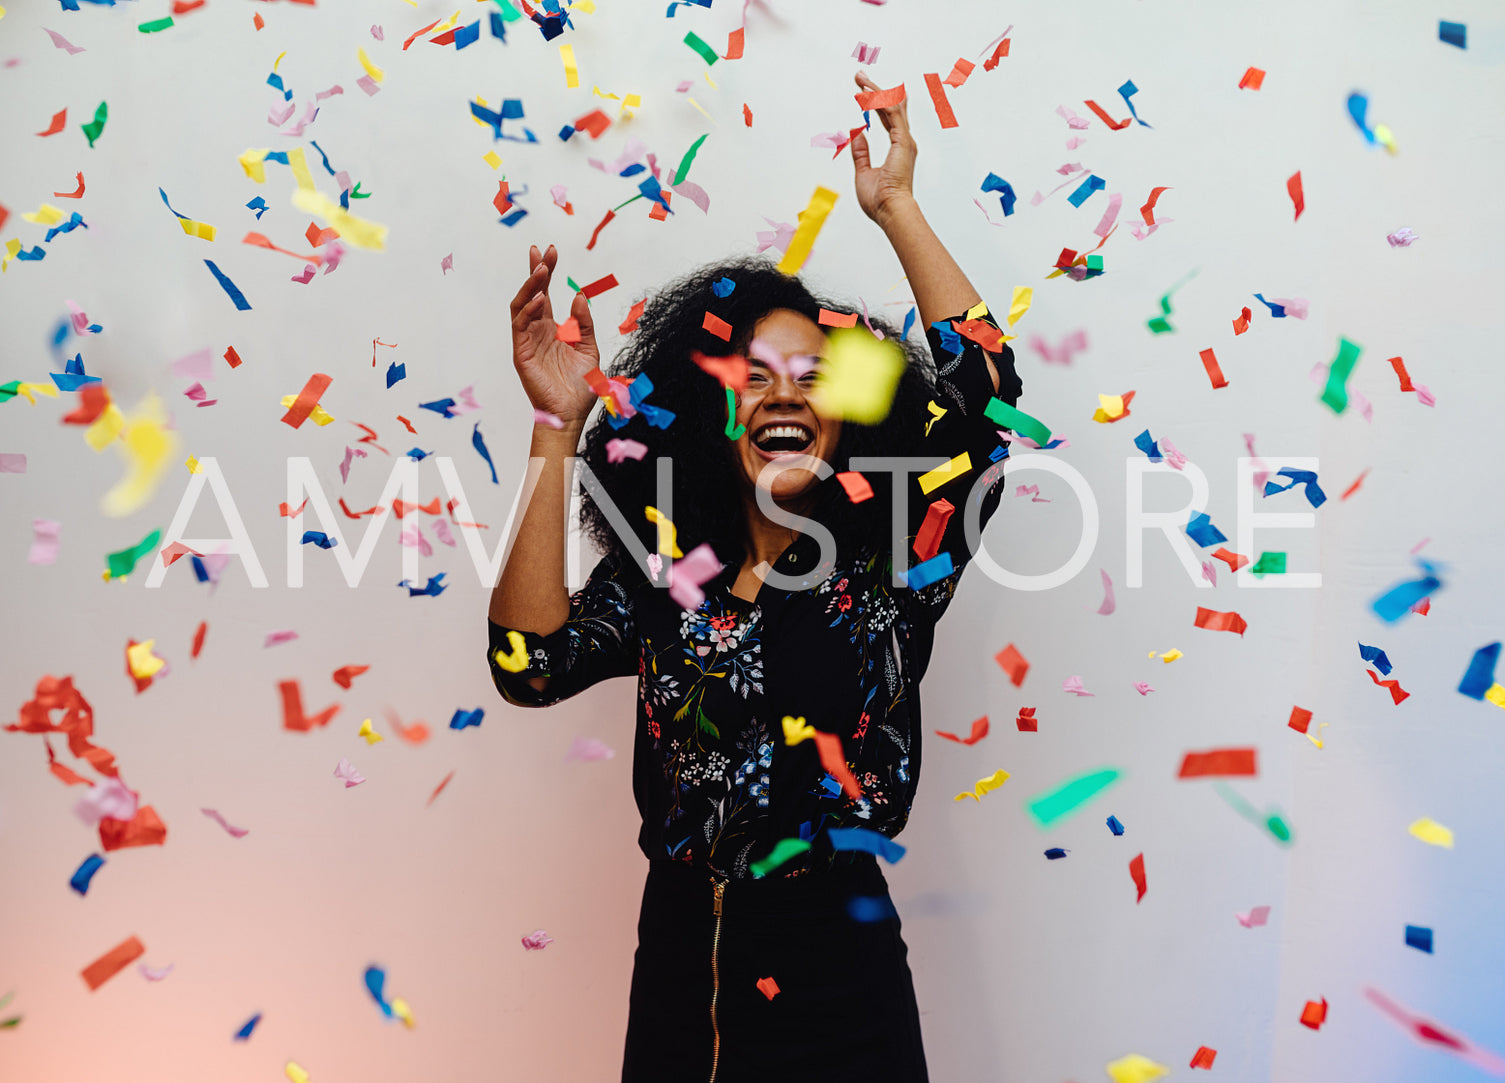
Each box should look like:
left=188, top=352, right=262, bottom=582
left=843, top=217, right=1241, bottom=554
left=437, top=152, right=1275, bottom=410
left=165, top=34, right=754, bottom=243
left=621, top=856, right=929, bottom=1083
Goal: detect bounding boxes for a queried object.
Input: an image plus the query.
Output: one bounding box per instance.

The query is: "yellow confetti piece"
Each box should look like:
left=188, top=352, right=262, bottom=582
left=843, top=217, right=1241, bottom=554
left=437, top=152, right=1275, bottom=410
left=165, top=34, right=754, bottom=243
left=473, top=95, right=494, bottom=128
left=22, top=204, right=66, bottom=226
left=1409, top=817, right=1454, bottom=848
left=4, top=380, right=60, bottom=405
left=560, top=43, right=579, bottom=88
left=102, top=395, right=179, bottom=518
left=1306, top=721, right=1329, bottom=749
left=279, top=394, right=336, bottom=426
left=571, top=0, right=595, bottom=12
left=620, top=93, right=642, bottom=117
left=1092, top=394, right=1128, bottom=423
left=644, top=506, right=684, bottom=558
left=809, top=326, right=907, bottom=424
left=1106, top=1053, right=1170, bottom=1083
left=178, top=218, right=216, bottom=241
left=392, top=997, right=415, bottom=1028
left=85, top=402, right=125, bottom=450
left=704, top=69, right=718, bottom=90
left=492, top=630, right=529, bottom=673
left=777, top=186, right=838, bottom=276
left=954, top=768, right=1010, bottom=802
left=1160, top=649, right=1182, bottom=663
left=1374, top=124, right=1397, bottom=154
left=782, top=715, right=816, bottom=746
left=284, top=1062, right=310, bottom=1083
left=1485, top=682, right=1505, bottom=709
left=287, top=146, right=316, bottom=192
left=185, top=455, right=200, bottom=474
left=1007, top=286, right=1033, bottom=327
left=685, top=96, right=716, bottom=124
left=357, top=47, right=385, bottom=84
left=918, top=451, right=972, bottom=495
left=358, top=719, right=384, bottom=745
left=239, top=148, right=270, bottom=183
left=126, top=639, right=166, bottom=680
left=924, top=400, right=947, bottom=437
left=0, top=7, right=7, bottom=18
left=290, top=188, right=387, bottom=251
left=429, top=9, right=462, bottom=35
left=964, top=300, right=989, bottom=320
left=273, top=51, right=286, bottom=73
left=482, top=150, right=502, bottom=170
left=3, top=238, right=22, bottom=272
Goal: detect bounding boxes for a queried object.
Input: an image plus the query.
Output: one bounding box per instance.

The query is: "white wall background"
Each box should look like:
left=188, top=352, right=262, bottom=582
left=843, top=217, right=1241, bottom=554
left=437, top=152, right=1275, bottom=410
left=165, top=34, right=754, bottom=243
left=3, top=1, right=1504, bottom=1080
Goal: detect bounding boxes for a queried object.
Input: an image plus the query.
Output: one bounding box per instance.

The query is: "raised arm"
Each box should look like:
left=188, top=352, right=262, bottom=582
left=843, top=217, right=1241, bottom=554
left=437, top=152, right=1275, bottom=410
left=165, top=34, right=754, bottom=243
left=850, top=71, right=999, bottom=394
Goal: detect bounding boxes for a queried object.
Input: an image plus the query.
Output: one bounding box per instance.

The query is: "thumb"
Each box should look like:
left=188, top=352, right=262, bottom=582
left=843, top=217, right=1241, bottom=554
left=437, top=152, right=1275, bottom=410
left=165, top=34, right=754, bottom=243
left=571, top=290, right=600, bottom=361
left=849, top=128, right=871, bottom=174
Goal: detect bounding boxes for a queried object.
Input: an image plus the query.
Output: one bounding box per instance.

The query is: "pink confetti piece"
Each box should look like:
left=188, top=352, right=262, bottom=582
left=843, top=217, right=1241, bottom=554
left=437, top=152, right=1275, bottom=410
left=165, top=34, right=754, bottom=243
left=399, top=524, right=433, bottom=557
left=320, top=242, right=347, bottom=275
left=29, top=518, right=60, bottom=565
left=1093, top=192, right=1123, bottom=238
left=1096, top=568, right=1116, bottom=615
left=1062, top=675, right=1095, bottom=696
left=1013, top=484, right=1049, bottom=502
left=171, top=348, right=214, bottom=381
left=441, top=253, right=453, bottom=274
left=550, top=184, right=570, bottom=210
left=754, top=217, right=795, bottom=254
left=1133, top=681, right=1154, bottom=695
left=66, top=299, right=99, bottom=336
left=356, top=75, right=381, bottom=96
left=280, top=102, right=320, bottom=138
left=852, top=42, right=881, bottom=64
left=45, top=28, right=86, bottom=55
left=672, top=180, right=710, bottom=214
left=263, top=630, right=299, bottom=648
left=1352, top=389, right=1374, bottom=422
left=268, top=100, right=297, bottom=127
left=533, top=409, right=565, bottom=430
left=1243, top=433, right=1270, bottom=494
left=315, top=85, right=344, bottom=100
left=521, top=930, right=554, bottom=950
left=1065, top=136, right=1085, bottom=150
left=74, top=778, right=138, bottom=827
left=646, top=552, right=664, bottom=582
left=0, top=453, right=27, bottom=473
left=858, top=297, right=885, bottom=340
left=138, top=962, right=174, bottom=981
left=589, top=138, right=648, bottom=176
left=1386, top=227, right=1418, bottom=247
left=1129, top=219, right=1172, bottom=241
left=1201, top=560, right=1218, bottom=586
left=1363, top=987, right=1505, bottom=1075
left=333, top=758, right=366, bottom=788
left=1411, top=537, right=1431, bottom=554
left=1415, top=383, right=1435, bottom=407
left=431, top=518, right=457, bottom=547
left=1159, top=438, right=1187, bottom=471
left=183, top=383, right=216, bottom=406
left=674, top=80, right=693, bottom=93
left=1268, top=296, right=1309, bottom=319
left=1055, top=161, right=1085, bottom=176
left=339, top=445, right=367, bottom=483
left=370, top=25, right=385, bottom=40
left=1237, top=905, right=1271, bottom=928
left=291, top=264, right=317, bottom=284
left=1029, top=330, right=1088, bottom=366
left=566, top=736, right=616, bottom=762
left=668, top=543, right=723, bottom=610
left=451, top=385, right=481, bottom=414
left=1055, top=104, right=1090, bottom=129
left=606, top=438, right=649, bottom=463
left=201, top=807, right=249, bottom=838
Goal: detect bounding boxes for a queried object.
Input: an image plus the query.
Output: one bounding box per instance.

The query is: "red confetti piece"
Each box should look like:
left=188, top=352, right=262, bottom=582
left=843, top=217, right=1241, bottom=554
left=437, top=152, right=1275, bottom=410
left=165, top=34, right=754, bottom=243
left=1340, top=468, right=1369, bottom=501
left=493, top=181, right=513, bottom=217
left=253, top=12, right=264, bottom=30
left=723, top=26, right=745, bottom=60
left=81, top=936, right=146, bottom=991
left=951, top=318, right=1005, bottom=352
left=702, top=311, right=733, bottom=341
left=995, top=643, right=1029, bottom=687
left=1015, top=707, right=1038, bottom=732
left=1194, top=606, right=1247, bottom=636
left=393, top=498, right=440, bottom=518
left=818, top=308, right=858, bottom=328
left=191, top=621, right=208, bottom=660
left=586, top=208, right=616, bottom=250
left=37, top=108, right=67, bottom=136
left=172, top=0, right=206, bottom=13
left=1287, top=171, right=1305, bottom=220
left=580, top=273, right=618, bottom=299
left=648, top=189, right=672, bottom=222
left=1199, top=347, right=1229, bottom=389
left=46, top=739, right=93, bottom=786
left=756, top=976, right=780, bottom=1000
left=941, top=57, right=975, bottom=89
left=812, top=730, right=863, bottom=799
left=1238, top=67, right=1265, bottom=90
left=923, top=73, right=958, bottom=128
left=244, top=231, right=324, bottom=264
left=1084, top=99, right=1132, bottom=130
left=279, top=498, right=308, bottom=518
left=99, top=805, right=167, bottom=851
left=983, top=37, right=1010, bottom=70
left=224, top=345, right=243, bottom=369
left=304, top=221, right=339, bottom=247
left=278, top=679, right=340, bottom=733
left=1288, top=706, right=1313, bottom=734
left=332, top=665, right=369, bottom=690
left=339, top=498, right=383, bottom=519
left=691, top=351, right=749, bottom=391
left=854, top=82, right=906, bottom=109
left=1388, top=356, right=1414, bottom=391
left=403, top=18, right=442, bottom=50
left=1178, top=747, right=1258, bottom=778
left=427, top=770, right=456, bottom=807
left=397, top=415, right=417, bottom=434
left=618, top=298, right=645, bottom=334
left=573, top=109, right=611, bottom=139
left=280, top=373, right=333, bottom=429
left=1300, top=997, right=1328, bottom=1030
left=1140, top=185, right=1171, bottom=224
left=1233, top=306, right=1252, bottom=335
left=1129, top=852, right=1147, bottom=902
left=556, top=317, right=582, bottom=344
left=1190, top=1045, right=1218, bottom=1069
left=934, top=715, right=988, bottom=745
left=913, top=498, right=954, bottom=562
left=1211, top=547, right=1249, bottom=572
left=836, top=471, right=873, bottom=503
left=742, top=103, right=753, bottom=126
left=53, top=172, right=86, bottom=199
left=1366, top=669, right=1410, bottom=705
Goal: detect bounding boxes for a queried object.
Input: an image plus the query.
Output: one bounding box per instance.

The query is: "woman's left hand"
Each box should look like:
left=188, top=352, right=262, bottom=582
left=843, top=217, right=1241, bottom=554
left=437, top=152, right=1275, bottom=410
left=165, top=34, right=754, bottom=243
left=850, top=70, right=917, bottom=224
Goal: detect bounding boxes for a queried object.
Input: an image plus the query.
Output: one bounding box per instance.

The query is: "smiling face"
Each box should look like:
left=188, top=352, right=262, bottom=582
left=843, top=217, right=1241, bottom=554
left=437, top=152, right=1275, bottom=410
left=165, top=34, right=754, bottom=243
left=732, top=308, right=842, bottom=510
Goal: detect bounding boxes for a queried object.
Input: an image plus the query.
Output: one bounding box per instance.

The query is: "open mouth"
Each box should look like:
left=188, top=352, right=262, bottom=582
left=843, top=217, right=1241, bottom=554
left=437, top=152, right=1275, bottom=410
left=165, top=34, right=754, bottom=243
left=752, top=423, right=815, bottom=456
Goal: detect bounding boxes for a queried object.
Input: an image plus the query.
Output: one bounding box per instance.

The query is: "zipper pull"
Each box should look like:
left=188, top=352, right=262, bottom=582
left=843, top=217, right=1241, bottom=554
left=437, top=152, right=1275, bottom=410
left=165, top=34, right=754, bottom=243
left=712, top=878, right=726, bottom=917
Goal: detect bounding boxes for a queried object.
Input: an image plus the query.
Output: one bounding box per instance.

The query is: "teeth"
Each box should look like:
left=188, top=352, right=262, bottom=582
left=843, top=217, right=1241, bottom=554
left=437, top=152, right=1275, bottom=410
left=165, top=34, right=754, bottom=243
left=755, top=425, right=812, bottom=448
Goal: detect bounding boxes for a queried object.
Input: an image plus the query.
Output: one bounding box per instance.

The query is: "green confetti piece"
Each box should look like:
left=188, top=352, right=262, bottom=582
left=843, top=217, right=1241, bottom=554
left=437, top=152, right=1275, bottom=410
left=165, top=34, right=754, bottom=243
left=724, top=387, right=745, bottom=440
left=0, top=991, right=13, bottom=1012
left=1251, top=551, right=1286, bottom=576
left=349, top=182, right=371, bottom=199
left=1319, top=337, right=1362, bottom=414
left=105, top=529, right=162, bottom=580
left=81, top=102, right=108, bottom=148
left=750, top=837, right=811, bottom=878
left=566, top=276, right=580, bottom=293
left=1146, top=317, right=1171, bottom=333
left=1026, top=768, right=1122, bottom=828
left=1214, top=782, right=1294, bottom=846
left=492, top=0, right=523, bottom=21
left=984, top=398, right=1052, bottom=446
left=0, top=380, right=25, bottom=404
left=683, top=31, right=719, bottom=67
left=138, top=15, right=174, bottom=32
left=672, top=132, right=709, bottom=186
left=1086, top=253, right=1104, bottom=271
left=1146, top=268, right=1198, bottom=334
left=0, top=1016, right=20, bottom=1030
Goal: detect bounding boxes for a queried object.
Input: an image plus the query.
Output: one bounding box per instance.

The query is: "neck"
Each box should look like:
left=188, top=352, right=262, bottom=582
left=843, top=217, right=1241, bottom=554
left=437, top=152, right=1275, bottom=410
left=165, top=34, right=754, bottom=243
left=740, top=493, right=811, bottom=570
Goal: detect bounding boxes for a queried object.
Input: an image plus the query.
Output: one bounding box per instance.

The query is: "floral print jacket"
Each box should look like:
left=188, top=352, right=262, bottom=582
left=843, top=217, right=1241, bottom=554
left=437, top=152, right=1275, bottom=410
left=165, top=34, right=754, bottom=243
left=488, top=307, right=1023, bottom=879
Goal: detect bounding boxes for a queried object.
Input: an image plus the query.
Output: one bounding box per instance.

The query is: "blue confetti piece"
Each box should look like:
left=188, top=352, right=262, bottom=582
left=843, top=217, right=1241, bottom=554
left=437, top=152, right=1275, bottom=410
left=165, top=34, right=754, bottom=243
left=159, top=187, right=190, bottom=220
left=847, top=895, right=899, bottom=922
left=264, top=151, right=290, bottom=166
left=619, top=163, right=647, bottom=178
left=533, top=12, right=566, bottom=40
left=629, top=374, right=655, bottom=406
left=300, top=531, right=337, bottom=549
left=1186, top=511, right=1227, bottom=548
left=930, top=319, right=963, bottom=358
left=454, top=19, right=481, bottom=48
left=15, top=246, right=47, bottom=262
left=52, top=319, right=71, bottom=347
left=558, top=124, right=576, bottom=141
left=1067, top=174, right=1105, bottom=208
left=1458, top=642, right=1500, bottom=699
left=1252, top=293, right=1287, bottom=317
left=419, top=398, right=458, bottom=418
left=364, top=967, right=393, bottom=1017
left=606, top=412, right=630, bottom=431
left=1372, top=561, right=1443, bottom=622
left=266, top=72, right=292, bottom=101
left=233, top=1013, right=262, bottom=1041
left=489, top=10, right=508, bottom=40
left=1107, top=815, right=1125, bottom=836
left=309, top=140, right=336, bottom=176
left=500, top=99, right=526, bottom=120
left=191, top=555, right=209, bottom=582
left=639, top=403, right=676, bottom=429
left=472, top=422, right=498, bottom=483
left=819, top=775, right=843, bottom=797
left=405, top=447, right=431, bottom=461
left=1118, top=79, right=1152, bottom=128
left=1405, top=925, right=1434, bottom=953
left=246, top=196, right=269, bottom=219
left=51, top=363, right=101, bottom=392
left=901, top=306, right=917, bottom=341
left=499, top=207, right=529, bottom=227
left=44, top=213, right=87, bottom=242
left=1358, top=642, right=1393, bottom=676
left=666, top=0, right=713, bottom=14
left=981, top=172, right=1016, bottom=215
left=204, top=260, right=251, bottom=310
left=69, top=853, right=105, bottom=895
left=1264, top=468, right=1326, bottom=507
left=386, top=362, right=406, bottom=388
left=712, top=276, right=736, bottom=298
left=904, top=551, right=954, bottom=590
left=1044, top=847, right=1069, bottom=860
left=827, top=827, right=907, bottom=863
left=638, top=175, right=672, bottom=214
left=1439, top=20, right=1466, bottom=48
left=449, top=707, right=485, bottom=730
left=399, top=572, right=448, bottom=597
left=1133, top=429, right=1162, bottom=462
left=1347, top=92, right=1376, bottom=144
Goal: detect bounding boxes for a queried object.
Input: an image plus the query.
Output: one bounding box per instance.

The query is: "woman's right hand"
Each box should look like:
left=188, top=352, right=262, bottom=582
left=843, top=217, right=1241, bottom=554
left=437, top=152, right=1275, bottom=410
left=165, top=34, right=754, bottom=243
left=509, top=243, right=602, bottom=425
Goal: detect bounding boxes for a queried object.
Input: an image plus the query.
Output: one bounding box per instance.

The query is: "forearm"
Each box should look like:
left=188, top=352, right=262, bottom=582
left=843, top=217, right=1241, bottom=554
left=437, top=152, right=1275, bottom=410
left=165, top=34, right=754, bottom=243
left=877, top=197, right=999, bottom=393
left=487, top=421, right=585, bottom=634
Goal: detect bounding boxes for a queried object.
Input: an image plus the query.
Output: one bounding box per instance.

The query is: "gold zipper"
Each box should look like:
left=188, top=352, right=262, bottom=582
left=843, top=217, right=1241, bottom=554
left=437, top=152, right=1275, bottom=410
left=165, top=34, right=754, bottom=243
left=709, top=876, right=726, bottom=1083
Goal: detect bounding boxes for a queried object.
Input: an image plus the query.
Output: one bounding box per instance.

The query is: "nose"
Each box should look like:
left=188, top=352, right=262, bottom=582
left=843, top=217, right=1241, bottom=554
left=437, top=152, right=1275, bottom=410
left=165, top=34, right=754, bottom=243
left=762, top=371, right=805, bottom=409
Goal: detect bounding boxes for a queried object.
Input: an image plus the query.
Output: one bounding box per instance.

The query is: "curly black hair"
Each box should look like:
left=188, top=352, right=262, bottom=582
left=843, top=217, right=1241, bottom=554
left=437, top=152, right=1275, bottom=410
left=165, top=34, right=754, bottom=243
left=577, top=256, right=939, bottom=575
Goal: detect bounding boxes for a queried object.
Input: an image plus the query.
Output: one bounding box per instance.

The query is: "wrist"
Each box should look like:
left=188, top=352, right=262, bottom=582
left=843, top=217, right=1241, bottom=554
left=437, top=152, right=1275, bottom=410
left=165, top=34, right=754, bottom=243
left=530, top=419, right=585, bottom=453
left=874, top=194, right=922, bottom=232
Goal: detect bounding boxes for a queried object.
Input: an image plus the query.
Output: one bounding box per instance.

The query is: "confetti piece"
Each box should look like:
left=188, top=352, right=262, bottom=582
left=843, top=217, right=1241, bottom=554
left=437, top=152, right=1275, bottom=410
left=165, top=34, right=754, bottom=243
left=1190, top=1046, right=1217, bottom=1069
left=994, top=644, right=1029, bottom=687
left=1287, top=171, right=1305, bottom=220
left=953, top=768, right=1010, bottom=802
left=1092, top=391, right=1134, bottom=423
left=70, top=854, right=105, bottom=895
left=29, top=518, right=60, bottom=565
left=1096, top=568, right=1116, bottom=615
left=82, top=936, right=145, bottom=991
left=1027, top=768, right=1121, bottom=827
left=1107, top=815, right=1125, bottom=836
left=1044, top=847, right=1068, bottom=860
left=855, top=82, right=906, bottom=109
left=1237, top=905, right=1271, bottom=928
left=984, top=398, right=1053, bottom=446
left=808, top=327, right=905, bottom=423
left=935, top=717, right=989, bottom=745
left=281, top=373, right=332, bottom=429
left=285, top=1062, right=310, bottom=1083
left=279, top=680, right=340, bottom=732
left=1133, top=682, right=1154, bottom=695
left=812, top=730, right=863, bottom=800
left=520, top=929, right=554, bottom=951
left=1106, top=1053, right=1168, bottom=1083
left=1084, top=99, right=1131, bottom=130
left=1439, top=20, right=1467, bottom=48
left=46, top=28, right=86, bottom=55
left=1300, top=998, right=1328, bottom=1029
left=139, top=16, right=174, bottom=33
left=1367, top=668, right=1410, bottom=705
left=836, top=471, right=874, bottom=502
left=37, top=108, right=66, bottom=136
left=333, top=758, right=365, bottom=788
left=1178, top=748, right=1258, bottom=778
left=1410, top=818, right=1454, bottom=848
left=828, top=827, right=906, bottom=862
left=234, top=1013, right=261, bottom=1040
left=201, top=808, right=248, bottom=837
left=204, top=260, right=251, bottom=310
left=1015, top=707, right=1037, bottom=732
left=1239, top=67, right=1265, bottom=90
left=776, top=186, right=838, bottom=275
left=1129, top=852, right=1147, bottom=902
left=1371, top=560, right=1442, bottom=622
left=1405, top=924, right=1434, bottom=953
left=559, top=43, right=579, bottom=87
left=701, top=311, right=733, bottom=341
left=683, top=31, right=718, bottom=65
left=55, top=172, right=86, bottom=199
left=1367, top=986, right=1505, bottom=1075
left=1117, top=79, right=1151, bottom=127
left=1251, top=551, right=1287, bottom=576
left=1067, top=173, right=1105, bottom=207
left=1193, top=606, right=1246, bottom=636
left=751, top=837, right=812, bottom=878
left=756, top=977, right=780, bottom=1001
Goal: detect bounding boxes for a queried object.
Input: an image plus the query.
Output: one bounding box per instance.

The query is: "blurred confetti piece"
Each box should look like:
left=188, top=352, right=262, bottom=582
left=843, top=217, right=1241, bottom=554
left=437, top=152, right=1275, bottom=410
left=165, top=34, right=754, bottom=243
left=1287, top=171, right=1304, bottom=220
left=1027, top=768, right=1121, bottom=827
left=752, top=837, right=813, bottom=877
left=1062, top=675, right=1094, bottom=697
left=332, top=664, right=369, bottom=689
left=1129, top=852, right=1147, bottom=902
left=46, top=28, right=86, bottom=55
left=995, top=643, right=1029, bottom=686
left=81, top=936, right=145, bottom=991
left=334, top=758, right=365, bottom=788
left=285, top=1061, right=311, bottom=1083
left=201, top=808, right=249, bottom=838
left=1409, top=818, right=1454, bottom=848
left=29, top=518, right=60, bottom=565
left=1364, top=986, right=1505, bottom=1074
left=1106, top=1053, right=1169, bottom=1083
left=935, top=717, right=989, bottom=745
left=776, top=186, right=838, bottom=275
left=1237, top=905, right=1271, bottom=928
left=426, top=770, right=455, bottom=807
left=102, top=397, right=178, bottom=517
left=521, top=930, right=554, bottom=950
left=138, top=962, right=174, bottom=982
left=566, top=736, right=615, bottom=761
left=70, top=854, right=105, bottom=895
left=1133, top=682, right=1154, bottom=695
left=1387, top=226, right=1417, bottom=247
left=829, top=827, right=906, bottom=863
left=1178, top=747, right=1257, bottom=778
left=233, top=1012, right=261, bottom=1040
left=1300, top=998, right=1328, bottom=1029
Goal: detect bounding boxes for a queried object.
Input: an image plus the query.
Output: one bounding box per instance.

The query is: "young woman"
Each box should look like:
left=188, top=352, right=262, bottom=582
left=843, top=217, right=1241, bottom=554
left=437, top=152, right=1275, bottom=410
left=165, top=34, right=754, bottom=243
left=487, top=73, right=1024, bottom=1082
